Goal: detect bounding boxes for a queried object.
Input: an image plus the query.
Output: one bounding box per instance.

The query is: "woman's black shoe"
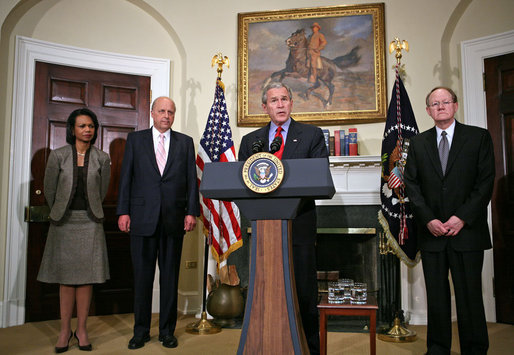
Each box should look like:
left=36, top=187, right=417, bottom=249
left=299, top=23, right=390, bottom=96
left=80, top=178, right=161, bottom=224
left=74, top=331, right=92, bottom=351
left=55, top=332, right=72, bottom=353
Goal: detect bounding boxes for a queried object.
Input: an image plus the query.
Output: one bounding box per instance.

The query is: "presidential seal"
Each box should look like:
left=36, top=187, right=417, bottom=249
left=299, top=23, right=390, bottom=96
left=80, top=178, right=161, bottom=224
left=242, top=152, right=284, bottom=193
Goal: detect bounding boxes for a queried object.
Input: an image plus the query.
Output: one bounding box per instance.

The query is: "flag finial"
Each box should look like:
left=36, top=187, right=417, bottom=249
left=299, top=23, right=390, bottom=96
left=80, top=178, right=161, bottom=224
left=389, top=37, right=409, bottom=65
left=211, top=52, right=230, bottom=80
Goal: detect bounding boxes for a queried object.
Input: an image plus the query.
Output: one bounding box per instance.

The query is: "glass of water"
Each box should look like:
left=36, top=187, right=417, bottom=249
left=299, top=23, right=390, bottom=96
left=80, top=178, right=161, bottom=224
left=339, top=278, right=354, bottom=302
left=328, top=281, right=343, bottom=304
left=351, top=282, right=367, bottom=304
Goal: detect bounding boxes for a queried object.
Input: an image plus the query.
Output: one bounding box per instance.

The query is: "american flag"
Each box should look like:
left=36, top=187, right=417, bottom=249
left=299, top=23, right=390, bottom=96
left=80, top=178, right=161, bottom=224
left=196, top=79, right=242, bottom=267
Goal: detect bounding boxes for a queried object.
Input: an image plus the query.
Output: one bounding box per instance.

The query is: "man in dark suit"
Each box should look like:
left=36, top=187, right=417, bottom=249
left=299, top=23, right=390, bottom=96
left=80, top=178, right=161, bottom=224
left=404, top=87, right=494, bottom=355
left=238, top=82, right=328, bottom=355
left=117, top=96, right=200, bottom=350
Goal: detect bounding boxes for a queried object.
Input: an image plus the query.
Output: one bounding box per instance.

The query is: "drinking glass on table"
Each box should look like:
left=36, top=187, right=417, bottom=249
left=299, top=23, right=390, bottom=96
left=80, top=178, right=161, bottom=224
left=328, top=281, right=343, bottom=304
left=350, top=282, right=367, bottom=304
left=339, top=278, right=354, bottom=302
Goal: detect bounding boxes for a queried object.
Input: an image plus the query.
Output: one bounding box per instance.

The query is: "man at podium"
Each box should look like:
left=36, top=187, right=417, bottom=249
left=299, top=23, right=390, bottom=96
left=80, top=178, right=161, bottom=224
left=238, top=82, right=328, bottom=355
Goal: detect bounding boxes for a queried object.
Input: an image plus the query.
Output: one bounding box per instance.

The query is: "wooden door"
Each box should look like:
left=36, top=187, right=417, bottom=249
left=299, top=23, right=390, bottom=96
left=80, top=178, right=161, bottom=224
left=485, top=52, right=514, bottom=324
left=25, top=62, right=150, bottom=321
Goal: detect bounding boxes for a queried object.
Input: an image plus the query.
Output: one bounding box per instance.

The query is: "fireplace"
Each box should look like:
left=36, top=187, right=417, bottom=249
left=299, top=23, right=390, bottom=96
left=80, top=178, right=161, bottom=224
left=315, top=205, right=382, bottom=300
left=316, top=226, right=378, bottom=295
left=314, top=157, right=398, bottom=323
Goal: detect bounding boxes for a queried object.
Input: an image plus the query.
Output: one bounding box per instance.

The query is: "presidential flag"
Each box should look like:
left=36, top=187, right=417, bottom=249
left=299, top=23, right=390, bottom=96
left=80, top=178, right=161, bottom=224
left=196, top=79, right=242, bottom=268
left=378, top=72, right=420, bottom=266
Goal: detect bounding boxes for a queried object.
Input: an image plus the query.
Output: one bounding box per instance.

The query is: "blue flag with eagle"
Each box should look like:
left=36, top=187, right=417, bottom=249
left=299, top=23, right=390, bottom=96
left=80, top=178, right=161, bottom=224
left=378, top=74, right=420, bottom=266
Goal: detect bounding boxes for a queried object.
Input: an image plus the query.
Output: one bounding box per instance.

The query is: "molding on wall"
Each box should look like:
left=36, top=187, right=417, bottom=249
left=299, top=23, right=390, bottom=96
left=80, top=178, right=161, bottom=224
left=2, top=36, right=169, bottom=328
left=460, top=29, right=514, bottom=324
left=461, top=29, right=514, bottom=128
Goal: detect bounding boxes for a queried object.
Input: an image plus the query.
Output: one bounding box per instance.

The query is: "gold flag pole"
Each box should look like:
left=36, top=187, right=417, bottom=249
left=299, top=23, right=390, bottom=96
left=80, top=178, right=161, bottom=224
left=378, top=38, right=417, bottom=343
left=186, top=52, right=230, bottom=335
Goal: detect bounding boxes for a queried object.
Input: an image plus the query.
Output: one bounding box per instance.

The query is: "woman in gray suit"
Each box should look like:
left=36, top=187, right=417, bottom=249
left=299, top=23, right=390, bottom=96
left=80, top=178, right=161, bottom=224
left=38, top=108, right=111, bottom=353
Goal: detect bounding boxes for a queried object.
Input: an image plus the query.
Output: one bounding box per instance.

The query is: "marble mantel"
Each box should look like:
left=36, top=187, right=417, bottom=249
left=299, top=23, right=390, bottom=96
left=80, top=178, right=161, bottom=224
left=317, top=155, right=381, bottom=206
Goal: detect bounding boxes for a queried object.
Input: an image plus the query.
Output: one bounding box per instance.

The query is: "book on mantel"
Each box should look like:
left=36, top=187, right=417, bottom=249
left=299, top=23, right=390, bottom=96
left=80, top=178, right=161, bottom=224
left=349, top=128, right=358, bottom=156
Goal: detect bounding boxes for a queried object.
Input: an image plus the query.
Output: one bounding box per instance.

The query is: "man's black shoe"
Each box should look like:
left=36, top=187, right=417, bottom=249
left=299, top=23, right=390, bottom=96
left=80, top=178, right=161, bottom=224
left=159, top=334, right=178, bottom=348
left=128, top=334, right=150, bottom=350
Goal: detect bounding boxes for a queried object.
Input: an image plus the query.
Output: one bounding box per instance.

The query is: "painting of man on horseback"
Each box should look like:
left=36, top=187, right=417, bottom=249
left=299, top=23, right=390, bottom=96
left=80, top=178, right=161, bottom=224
left=264, top=27, right=361, bottom=109
left=238, top=4, right=387, bottom=126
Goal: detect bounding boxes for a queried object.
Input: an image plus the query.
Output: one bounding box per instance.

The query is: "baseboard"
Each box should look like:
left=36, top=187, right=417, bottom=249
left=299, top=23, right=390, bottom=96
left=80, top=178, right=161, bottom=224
left=0, top=300, right=5, bottom=328
left=407, top=309, right=427, bottom=325
left=0, top=298, right=25, bottom=328
left=177, top=290, right=200, bottom=315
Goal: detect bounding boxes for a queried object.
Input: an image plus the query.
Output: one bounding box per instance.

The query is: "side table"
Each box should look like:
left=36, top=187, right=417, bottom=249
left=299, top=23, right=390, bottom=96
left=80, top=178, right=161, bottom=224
left=318, top=294, right=378, bottom=355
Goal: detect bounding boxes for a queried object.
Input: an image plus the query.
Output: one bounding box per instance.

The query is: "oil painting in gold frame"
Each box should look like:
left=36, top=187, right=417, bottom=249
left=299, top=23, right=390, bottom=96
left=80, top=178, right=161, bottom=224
left=237, top=3, right=386, bottom=126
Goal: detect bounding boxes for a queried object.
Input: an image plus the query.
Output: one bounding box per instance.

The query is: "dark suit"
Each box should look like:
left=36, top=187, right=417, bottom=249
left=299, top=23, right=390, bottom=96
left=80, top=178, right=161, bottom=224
left=404, top=120, right=495, bottom=354
left=239, top=118, right=328, bottom=355
left=117, top=128, right=200, bottom=338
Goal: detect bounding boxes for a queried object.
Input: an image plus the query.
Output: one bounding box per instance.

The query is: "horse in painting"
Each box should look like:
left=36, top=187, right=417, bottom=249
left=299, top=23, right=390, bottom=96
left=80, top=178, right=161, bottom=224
left=266, top=28, right=361, bottom=108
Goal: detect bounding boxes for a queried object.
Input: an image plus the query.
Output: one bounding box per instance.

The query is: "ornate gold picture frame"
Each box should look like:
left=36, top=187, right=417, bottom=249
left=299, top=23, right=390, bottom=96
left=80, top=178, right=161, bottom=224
left=237, top=3, right=386, bottom=126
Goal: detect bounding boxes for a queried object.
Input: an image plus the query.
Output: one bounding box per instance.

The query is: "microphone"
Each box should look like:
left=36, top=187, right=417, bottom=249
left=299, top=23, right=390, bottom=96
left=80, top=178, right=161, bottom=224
left=251, top=139, right=264, bottom=154
left=269, top=135, right=282, bottom=154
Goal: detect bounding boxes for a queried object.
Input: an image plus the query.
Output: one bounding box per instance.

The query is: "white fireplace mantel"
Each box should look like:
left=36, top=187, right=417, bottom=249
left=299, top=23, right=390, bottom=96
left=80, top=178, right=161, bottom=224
left=316, top=155, right=381, bottom=206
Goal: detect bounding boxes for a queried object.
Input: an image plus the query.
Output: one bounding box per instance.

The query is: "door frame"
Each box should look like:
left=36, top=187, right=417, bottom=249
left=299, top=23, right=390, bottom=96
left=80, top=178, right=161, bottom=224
left=461, top=29, right=514, bottom=322
left=3, top=36, right=169, bottom=327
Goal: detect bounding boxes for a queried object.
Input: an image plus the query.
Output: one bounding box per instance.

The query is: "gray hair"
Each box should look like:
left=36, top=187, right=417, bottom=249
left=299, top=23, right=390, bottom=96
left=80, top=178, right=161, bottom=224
left=425, top=87, right=458, bottom=107
left=261, top=82, right=293, bottom=104
left=151, top=96, right=175, bottom=111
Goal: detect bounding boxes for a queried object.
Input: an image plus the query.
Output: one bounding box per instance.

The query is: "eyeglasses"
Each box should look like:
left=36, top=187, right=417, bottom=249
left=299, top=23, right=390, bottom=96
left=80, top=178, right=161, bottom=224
left=428, top=101, right=453, bottom=108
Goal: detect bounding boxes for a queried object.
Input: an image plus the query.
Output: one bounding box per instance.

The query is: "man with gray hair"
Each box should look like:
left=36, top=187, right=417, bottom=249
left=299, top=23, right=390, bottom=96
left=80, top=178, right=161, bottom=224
left=117, top=96, right=200, bottom=350
left=239, top=82, right=328, bottom=354
left=405, top=86, right=494, bottom=354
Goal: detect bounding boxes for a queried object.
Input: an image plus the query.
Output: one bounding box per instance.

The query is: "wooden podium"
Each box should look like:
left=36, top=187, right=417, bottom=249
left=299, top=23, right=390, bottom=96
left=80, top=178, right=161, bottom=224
left=200, top=158, right=334, bottom=354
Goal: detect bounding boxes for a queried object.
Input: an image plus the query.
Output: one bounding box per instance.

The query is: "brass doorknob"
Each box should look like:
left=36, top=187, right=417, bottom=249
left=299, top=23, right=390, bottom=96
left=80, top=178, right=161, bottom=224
left=35, top=189, right=42, bottom=195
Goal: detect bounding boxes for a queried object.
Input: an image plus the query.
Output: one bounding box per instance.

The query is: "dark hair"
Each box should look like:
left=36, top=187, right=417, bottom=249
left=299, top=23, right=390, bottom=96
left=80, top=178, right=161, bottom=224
left=261, top=82, right=293, bottom=104
left=425, top=86, right=458, bottom=107
left=66, top=108, right=99, bottom=145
